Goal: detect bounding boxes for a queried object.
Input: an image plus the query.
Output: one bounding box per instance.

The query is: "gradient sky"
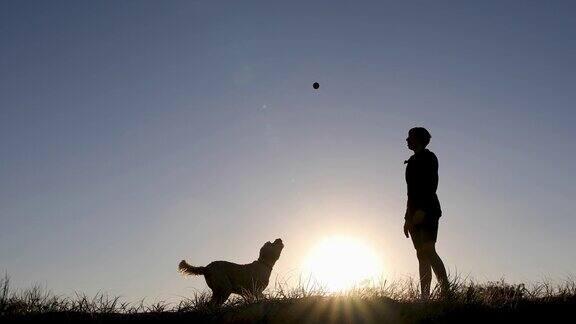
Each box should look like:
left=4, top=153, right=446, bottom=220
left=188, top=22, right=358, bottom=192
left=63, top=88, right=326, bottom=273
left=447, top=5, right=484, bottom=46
left=1, top=1, right=575, bottom=302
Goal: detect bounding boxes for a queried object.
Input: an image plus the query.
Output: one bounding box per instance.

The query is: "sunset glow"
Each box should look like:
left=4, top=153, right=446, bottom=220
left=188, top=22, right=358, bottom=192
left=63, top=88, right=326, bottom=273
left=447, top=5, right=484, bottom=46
left=302, top=235, right=384, bottom=292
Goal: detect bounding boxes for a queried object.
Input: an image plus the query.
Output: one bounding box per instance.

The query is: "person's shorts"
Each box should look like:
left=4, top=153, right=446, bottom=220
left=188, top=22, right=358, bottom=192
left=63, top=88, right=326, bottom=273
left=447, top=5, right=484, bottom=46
left=409, top=217, right=439, bottom=250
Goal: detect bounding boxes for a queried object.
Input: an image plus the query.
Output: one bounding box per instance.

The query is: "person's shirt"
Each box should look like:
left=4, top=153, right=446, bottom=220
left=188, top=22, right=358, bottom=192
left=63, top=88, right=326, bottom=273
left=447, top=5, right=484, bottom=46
left=404, top=148, right=442, bottom=221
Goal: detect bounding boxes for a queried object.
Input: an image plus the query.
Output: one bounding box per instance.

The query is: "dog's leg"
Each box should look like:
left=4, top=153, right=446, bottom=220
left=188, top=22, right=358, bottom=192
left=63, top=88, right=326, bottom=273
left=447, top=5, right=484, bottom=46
left=209, top=289, right=231, bottom=307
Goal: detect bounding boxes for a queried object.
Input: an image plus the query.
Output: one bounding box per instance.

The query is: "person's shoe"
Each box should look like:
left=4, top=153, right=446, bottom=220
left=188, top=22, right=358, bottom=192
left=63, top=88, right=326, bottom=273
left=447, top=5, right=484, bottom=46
left=419, top=293, right=431, bottom=303
left=439, top=287, right=455, bottom=302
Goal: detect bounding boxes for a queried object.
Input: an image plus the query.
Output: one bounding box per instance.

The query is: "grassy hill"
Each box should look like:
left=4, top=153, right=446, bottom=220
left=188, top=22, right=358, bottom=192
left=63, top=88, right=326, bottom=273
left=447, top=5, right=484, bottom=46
left=2, top=275, right=575, bottom=323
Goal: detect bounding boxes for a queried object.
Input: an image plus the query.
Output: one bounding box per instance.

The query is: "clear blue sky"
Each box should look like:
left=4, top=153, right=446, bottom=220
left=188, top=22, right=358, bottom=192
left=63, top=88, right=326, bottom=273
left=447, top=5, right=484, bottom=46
left=1, top=1, right=575, bottom=301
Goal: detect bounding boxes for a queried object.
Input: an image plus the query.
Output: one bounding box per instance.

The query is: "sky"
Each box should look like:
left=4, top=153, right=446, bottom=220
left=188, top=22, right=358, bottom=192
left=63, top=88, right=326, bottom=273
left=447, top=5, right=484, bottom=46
left=1, top=1, right=575, bottom=302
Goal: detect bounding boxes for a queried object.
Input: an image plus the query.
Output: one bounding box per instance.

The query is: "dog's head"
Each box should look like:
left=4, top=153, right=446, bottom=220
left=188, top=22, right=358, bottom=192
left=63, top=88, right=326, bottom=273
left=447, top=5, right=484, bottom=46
left=258, top=238, right=284, bottom=268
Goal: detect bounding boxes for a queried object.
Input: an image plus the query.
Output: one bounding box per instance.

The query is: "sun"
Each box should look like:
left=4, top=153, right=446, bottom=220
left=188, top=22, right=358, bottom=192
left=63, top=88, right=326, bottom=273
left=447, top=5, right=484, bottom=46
left=302, top=235, right=384, bottom=292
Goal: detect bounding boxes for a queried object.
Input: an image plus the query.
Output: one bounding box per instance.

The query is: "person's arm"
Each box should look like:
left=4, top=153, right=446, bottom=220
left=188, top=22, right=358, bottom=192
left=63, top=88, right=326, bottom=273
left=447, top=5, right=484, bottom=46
left=422, top=154, right=439, bottom=198
left=403, top=219, right=411, bottom=238
left=409, top=154, right=438, bottom=211
left=404, top=201, right=412, bottom=222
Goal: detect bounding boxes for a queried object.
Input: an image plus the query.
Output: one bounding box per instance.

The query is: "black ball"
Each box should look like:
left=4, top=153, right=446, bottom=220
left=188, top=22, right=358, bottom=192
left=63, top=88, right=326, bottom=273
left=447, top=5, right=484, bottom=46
left=313, top=82, right=319, bottom=89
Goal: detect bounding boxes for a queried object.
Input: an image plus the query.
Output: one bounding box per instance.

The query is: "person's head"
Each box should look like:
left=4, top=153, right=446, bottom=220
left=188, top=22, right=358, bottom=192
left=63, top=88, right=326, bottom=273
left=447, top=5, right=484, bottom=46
left=406, top=127, right=431, bottom=152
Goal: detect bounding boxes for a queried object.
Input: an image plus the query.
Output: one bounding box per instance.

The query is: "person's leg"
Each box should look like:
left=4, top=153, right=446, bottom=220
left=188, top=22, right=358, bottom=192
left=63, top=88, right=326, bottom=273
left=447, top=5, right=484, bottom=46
left=421, top=242, right=449, bottom=293
left=416, top=248, right=432, bottom=299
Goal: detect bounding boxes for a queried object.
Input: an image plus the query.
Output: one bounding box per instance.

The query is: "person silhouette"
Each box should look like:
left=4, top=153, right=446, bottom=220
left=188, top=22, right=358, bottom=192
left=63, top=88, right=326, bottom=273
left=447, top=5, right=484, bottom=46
left=403, top=127, right=450, bottom=299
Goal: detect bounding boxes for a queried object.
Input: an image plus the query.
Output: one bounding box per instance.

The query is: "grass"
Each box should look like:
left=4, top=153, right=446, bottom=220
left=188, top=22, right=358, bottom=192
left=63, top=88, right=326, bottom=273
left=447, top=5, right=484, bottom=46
left=1, top=273, right=575, bottom=323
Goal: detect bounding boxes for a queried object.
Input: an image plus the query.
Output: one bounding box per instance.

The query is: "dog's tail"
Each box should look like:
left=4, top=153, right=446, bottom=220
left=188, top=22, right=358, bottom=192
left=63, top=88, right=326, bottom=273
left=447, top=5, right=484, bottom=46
left=178, top=260, right=205, bottom=276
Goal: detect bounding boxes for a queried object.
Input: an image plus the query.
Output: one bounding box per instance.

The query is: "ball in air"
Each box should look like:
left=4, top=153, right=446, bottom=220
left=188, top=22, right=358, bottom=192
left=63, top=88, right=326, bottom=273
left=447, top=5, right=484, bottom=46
left=313, top=82, right=320, bottom=89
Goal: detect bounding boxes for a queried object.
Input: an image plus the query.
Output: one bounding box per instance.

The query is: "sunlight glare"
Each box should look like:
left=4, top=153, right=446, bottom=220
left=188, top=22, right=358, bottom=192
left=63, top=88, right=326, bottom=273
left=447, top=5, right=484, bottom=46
left=302, top=235, right=384, bottom=292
